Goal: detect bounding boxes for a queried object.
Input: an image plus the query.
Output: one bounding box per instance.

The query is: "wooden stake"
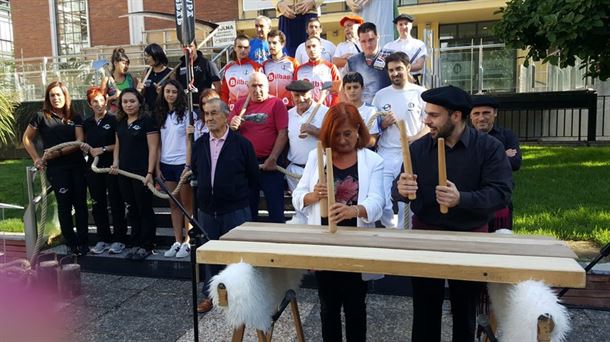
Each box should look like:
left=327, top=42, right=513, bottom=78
left=398, top=120, right=416, bottom=200
left=317, top=142, right=328, bottom=218
left=437, top=138, right=448, bottom=214
left=231, top=94, right=251, bottom=131
left=325, top=148, right=337, bottom=233
left=141, top=66, right=153, bottom=87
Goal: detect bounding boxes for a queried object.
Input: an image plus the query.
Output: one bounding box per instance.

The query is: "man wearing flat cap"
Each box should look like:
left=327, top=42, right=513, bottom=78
left=471, top=95, right=521, bottom=230
left=392, top=85, right=513, bottom=342
left=383, top=13, right=427, bottom=83
left=332, top=15, right=364, bottom=75
left=285, top=80, right=328, bottom=223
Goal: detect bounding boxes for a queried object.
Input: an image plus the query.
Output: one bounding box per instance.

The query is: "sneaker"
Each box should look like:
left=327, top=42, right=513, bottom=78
left=108, top=242, right=125, bottom=254
left=164, top=242, right=181, bottom=257
left=125, top=246, right=139, bottom=259
left=91, top=242, right=110, bottom=254
left=176, top=242, right=191, bottom=258
left=132, top=247, right=151, bottom=261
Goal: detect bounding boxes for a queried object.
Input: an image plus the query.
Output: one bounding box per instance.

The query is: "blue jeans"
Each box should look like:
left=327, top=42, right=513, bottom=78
left=199, top=206, right=251, bottom=297
left=249, top=167, right=286, bottom=223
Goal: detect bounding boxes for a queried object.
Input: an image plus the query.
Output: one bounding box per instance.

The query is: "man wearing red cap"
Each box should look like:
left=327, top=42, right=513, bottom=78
left=332, top=15, right=364, bottom=75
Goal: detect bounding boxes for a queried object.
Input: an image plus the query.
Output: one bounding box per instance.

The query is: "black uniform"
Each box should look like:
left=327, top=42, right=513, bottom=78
left=29, top=111, right=88, bottom=251
left=142, top=67, right=172, bottom=113
left=392, top=125, right=513, bottom=342
left=177, top=50, right=221, bottom=106
left=83, top=113, right=127, bottom=244
left=116, top=114, right=159, bottom=250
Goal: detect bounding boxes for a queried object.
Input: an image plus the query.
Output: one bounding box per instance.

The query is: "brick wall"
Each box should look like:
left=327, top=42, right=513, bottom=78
left=143, top=0, right=240, bottom=30
left=11, top=0, right=53, bottom=58
left=89, top=1, right=130, bottom=46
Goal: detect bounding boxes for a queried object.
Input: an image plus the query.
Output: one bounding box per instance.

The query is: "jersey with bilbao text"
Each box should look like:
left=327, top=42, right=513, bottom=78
left=263, top=56, right=299, bottom=108
left=294, top=60, right=340, bottom=107
left=221, top=58, right=262, bottom=111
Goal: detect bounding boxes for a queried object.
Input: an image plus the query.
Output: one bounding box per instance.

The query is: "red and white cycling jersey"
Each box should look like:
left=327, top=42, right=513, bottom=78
left=221, top=58, right=262, bottom=111
left=263, top=56, right=299, bottom=108
left=294, top=60, right=340, bottom=107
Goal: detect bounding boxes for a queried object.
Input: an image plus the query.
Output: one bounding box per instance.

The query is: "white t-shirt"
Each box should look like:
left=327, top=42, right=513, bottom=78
left=358, top=103, right=376, bottom=128
left=160, top=111, right=188, bottom=165
left=383, top=37, right=427, bottom=74
left=371, top=84, right=427, bottom=150
left=295, top=38, right=336, bottom=65
left=287, top=103, right=329, bottom=165
left=333, top=40, right=361, bottom=75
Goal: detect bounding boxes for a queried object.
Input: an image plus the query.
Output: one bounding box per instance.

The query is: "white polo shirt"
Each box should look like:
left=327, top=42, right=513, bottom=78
left=160, top=111, right=188, bottom=165
left=287, top=103, right=329, bottom=165
left=295, top=38, right=337, bottom=65
left=383, top=37, right=427, bottom=75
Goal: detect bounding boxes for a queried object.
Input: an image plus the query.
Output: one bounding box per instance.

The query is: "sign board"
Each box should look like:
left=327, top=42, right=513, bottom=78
left=175, top=0, right=195, bottom=45
left=242, top=0, right=343, bottom=11
left=212, top=21, right=237, bottom=47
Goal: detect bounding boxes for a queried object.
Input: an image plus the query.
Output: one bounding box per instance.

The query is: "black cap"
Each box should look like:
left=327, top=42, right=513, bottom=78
left=286, top=80, right=314, bottom=92
left=421, top=85, right=472, bottom=116
left=471, top=95, right=499, bottom=109
left=393, top=13, right=414, bottom=24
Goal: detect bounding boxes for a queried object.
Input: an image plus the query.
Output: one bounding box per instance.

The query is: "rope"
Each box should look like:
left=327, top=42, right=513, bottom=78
left=274, top=165, right=301, bottom=180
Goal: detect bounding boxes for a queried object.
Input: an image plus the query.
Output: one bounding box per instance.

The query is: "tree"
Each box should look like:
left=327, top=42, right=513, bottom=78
left=0, top=89, right=16, bottom=147
left=493, top=0, right=610, bottom=81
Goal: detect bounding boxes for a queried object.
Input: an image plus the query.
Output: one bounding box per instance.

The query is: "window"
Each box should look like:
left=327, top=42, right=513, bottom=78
left=55, top=0, right=90, bottom=55
left=0, top=0, right=12, bottom=57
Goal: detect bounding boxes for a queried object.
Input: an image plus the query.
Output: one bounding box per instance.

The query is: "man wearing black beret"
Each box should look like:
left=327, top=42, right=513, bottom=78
left=392, top=85, right=513, bottom=342
left=471, top=95, right=521, bottom=231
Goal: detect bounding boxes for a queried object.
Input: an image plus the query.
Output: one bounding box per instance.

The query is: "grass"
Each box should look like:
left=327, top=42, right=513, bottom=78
left=513, top=145, right=610, bottom=246
left=0, top=146, right=609, bottom=246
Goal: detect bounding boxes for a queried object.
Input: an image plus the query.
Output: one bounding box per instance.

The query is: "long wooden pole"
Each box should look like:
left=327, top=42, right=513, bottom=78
left=437, top=137, right=448, bottom=214
left=230, top=94, right=251, bottom=131
left=398, top=120, right=416, bottom=200
left=325, top=147, right=336, bottom=233
left=317, top=142, right=328, bottom=218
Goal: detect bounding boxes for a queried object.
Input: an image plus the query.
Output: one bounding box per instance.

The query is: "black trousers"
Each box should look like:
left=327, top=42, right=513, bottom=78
left=85, top=168, right=127, bottom=243
left=118, top=176, right=156, bottom=250
left=411, top=277, right=483, bottom=342
left=315, top=271, right=367, bottom=342
left=46, top=164, right=89, bottom=248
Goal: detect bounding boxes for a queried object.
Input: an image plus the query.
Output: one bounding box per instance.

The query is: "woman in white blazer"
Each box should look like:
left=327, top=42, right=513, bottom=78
left=292, top=102, right=384, bottom=342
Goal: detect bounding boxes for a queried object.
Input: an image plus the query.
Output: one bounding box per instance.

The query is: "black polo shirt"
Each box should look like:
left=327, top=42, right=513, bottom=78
left=392, top=125, right=513, bottom=231
left=116, top=115, right=159, bottom=176
left=83, top=113, right=118, bottom=168
left=143, top=67, right=172, bottom=112
left=29, top=111, right=85, bottom=168
left=177, top=50, right=221, bottom=104
left=488, top=125, right=522, bottom=171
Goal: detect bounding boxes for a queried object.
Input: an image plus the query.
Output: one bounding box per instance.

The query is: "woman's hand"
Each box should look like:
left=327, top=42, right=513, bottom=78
left=312, top=182, right=328, bottom=201
left=89, top=147, right=103, bottom=157
left=186, top=124, right=195, bottom=135
left=329, top=203, right=357, bottom=224
left=144, top=173, right=153, bottom=186
left=34, top=158, right=46, bottom=170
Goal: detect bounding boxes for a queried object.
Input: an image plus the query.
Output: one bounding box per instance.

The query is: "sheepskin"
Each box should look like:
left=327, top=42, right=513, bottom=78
left=488, top=280, right=570, bottom=342
left=209, top=262, right=305, bottom=332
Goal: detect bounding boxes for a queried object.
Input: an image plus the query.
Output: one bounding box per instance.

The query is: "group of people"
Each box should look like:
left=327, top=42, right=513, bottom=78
left=21, top=3, right=522, bottom=341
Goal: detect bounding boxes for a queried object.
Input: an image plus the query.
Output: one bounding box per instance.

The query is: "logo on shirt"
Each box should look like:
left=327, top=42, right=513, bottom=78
left=243, top=113, right=268, bottom=124
left=382, top=104, right=392, bottom=111
left=194, top=65, right=202, bottom=73
left=282, top=97, right=289, bottom=105
left=131, top=124, right=141, bottom=131
left=58, top=187, right=69, bottom=194
left=228, top=77, right=247, bottom=87
left=267, top=72, right=292, bottom=82
left=408, top=102, right=415, bottom=109
left=103, top=123, right=111, bottom=130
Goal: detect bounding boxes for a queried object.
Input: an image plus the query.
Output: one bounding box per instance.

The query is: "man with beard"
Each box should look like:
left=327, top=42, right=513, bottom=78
left=263, top=30, right=299, bottom=108
left=371, top=52, right=428, bottom=228
left=392, top=85, right=512, bottom=342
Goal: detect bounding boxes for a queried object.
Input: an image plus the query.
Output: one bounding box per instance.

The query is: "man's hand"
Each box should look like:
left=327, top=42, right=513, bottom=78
left=230, top=116, right=243, bottom=130
left=295, top=0, right=315, bottom=15
left=435, top=180, right=460, bottom=208
left=277, top=1, right=296, bottom=18
left=381, top=112, right=397, bottom=130
left=300, top=123, right=319, bottom=136
left=397, top=173, right=417, bottom=198
left=260, top=157, right=277, bottom=171
left=506, top=149, right=517, bottom=157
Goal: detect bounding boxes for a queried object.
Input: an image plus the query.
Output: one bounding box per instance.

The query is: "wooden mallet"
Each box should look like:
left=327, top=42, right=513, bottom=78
left=325, top=147, right=337, bottom=233
left=317, top=142, right=328, bottom=218
left=299, top=81, right=333, bottom=139
left=437, top=137, right=448, bottom=214
left=398, top=120, right=416, bottom=200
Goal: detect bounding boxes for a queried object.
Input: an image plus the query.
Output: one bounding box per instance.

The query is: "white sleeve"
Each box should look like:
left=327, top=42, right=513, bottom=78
left=292, top=149, right=318, bottom=214
left=358, top=151, right=385, bottom=224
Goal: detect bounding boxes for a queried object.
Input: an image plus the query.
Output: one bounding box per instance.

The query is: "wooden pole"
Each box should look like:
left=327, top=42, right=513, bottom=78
left=325, top=148, right=337, bottom=233
left=141, top=66, right=153, bottom=87
left=398, top=120, right=416, bottom=200
left=437, top=137, right=448, bottom=214
left=231, top=94, right=251, bottom=131
left=317, top=142, right=328, bottom=218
